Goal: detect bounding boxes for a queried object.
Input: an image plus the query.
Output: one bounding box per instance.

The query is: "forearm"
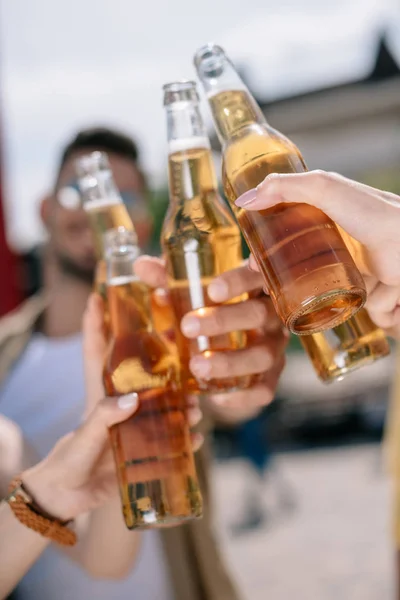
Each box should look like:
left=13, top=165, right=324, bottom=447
left=69, top=497, right=141, bottom=579
left=0, top=501, right=50, bottom=598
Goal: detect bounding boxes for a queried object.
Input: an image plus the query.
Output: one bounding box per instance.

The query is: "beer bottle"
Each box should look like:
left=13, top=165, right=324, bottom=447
left=75, top=151, right=172, bottom=338
left=75, top=151, right=137, bottom=331
left=161, top=80, right=250, bottom=394
left=103, top=227, right=203, bottom=529
left=194, top=44, right=366, bottom=336
left=300, top=308, right=390, bottom=382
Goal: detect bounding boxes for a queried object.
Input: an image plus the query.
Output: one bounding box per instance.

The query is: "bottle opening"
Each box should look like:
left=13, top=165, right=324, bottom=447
left=75, top=151, right=109, bottom=178
left=104, top=227, right=138, bottom=258
left=193, top=44, right=226, bottom=79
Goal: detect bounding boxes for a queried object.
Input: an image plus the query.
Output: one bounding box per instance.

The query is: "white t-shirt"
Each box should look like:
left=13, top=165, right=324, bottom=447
left=0, top=332, right=174, bottom=600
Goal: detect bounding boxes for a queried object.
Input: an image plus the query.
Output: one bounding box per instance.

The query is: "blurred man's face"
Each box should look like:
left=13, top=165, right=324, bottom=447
left=42, top=149, right=152, bottom=283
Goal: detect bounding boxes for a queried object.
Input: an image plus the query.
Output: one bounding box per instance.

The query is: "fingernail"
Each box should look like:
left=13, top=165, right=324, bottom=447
left=181, top=315, right=200, bottom=337
left=234, top=188, right=257, bottom=208
left=153, top=288, right=169, bottom=307
left=188, top=407, right=203, bottom=427
left=192, top=433, right=204, bottom=452
left=118, top=392, right=139, bottom=410
left=208, top=279, right=229, bottom=302
left=190, top=356, right=212, bottom=380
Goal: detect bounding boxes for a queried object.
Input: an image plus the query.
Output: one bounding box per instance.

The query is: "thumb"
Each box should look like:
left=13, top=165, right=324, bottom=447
left=61, top=394, right=139, bottom=485
left=83, top=293, right=107, bottom=412
left=235, top=170, right=398, bottom=250
left=134, top=255, right=167, bottom=289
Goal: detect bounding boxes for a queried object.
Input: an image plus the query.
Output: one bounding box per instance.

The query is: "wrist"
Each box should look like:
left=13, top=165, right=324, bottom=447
left=21, top=466, right=67, bottom=522
left=6, top=475, right=77, bottom=546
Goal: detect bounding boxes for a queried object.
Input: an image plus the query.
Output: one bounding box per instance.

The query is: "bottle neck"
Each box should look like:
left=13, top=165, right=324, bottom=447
left=85, top=195, right=135, bottom=260
left=166, top=102, right=209, bottom=150
left=166, top=103, right=218, bottom=205
left=208, top=88, right=266, bottom=144
left=194, top=46, right=267, bottom=143
left=107, top=252, right=151, bottom=337
left=107, top=275, right=152, bottom=338
left=79, top=168, right=121, bottom=206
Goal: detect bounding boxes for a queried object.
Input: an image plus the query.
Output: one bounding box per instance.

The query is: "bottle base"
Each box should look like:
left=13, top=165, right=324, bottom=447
left=127, top=512, right=203, bottom=531
left=120, top=476, right=203, bottom=531
left=285, top=287, right=366, bottom=335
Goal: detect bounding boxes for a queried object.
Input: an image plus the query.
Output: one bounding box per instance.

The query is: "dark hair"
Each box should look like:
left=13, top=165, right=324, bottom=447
left=55, top=126, right=141, bottom=187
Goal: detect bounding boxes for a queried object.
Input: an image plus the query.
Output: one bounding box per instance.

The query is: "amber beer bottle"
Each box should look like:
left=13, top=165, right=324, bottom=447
left=161, top=80, right=249, bottom=394
left=102, top=227, right=203, bottom=529
left=300, top=230, right=390, bottom=382
left=76, top=151, right=137, bottom=332
left=194, top=44, right=366, bottom=335
left=300, top=309, right=390, bottom=382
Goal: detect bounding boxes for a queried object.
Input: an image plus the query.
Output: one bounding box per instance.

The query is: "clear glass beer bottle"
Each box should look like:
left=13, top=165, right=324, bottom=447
left=103, top=227, right=203, bottom=529
left=161, top=80, right=249, bottom=393
left=194, top=44, right=366, bottom=336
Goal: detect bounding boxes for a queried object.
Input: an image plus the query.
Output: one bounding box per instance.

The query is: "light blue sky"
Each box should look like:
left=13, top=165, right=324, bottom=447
left=1, top=0, right=399, bottom=248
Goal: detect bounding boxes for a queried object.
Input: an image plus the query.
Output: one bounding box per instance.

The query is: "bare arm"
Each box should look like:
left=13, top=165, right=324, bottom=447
left=0, top=416, right=48, bottom=598
left=0, top=501, right=50, bottom=599
left=0, top=395, right=140, bottom=593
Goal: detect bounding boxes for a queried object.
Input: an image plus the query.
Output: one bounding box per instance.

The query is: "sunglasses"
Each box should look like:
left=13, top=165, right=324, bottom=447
left=57, top=180, right=147, bottom=213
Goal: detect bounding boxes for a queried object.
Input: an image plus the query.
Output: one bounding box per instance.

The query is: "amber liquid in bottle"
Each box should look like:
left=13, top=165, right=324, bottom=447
left=86, top=198, right=136, bottom=327
left=194, top=44, right=366, bottom=335
left=301, top=308, right=390, bottom=382
left=76, top=152, right=139, bottom=334
left=300, top=229, right=391, bottom=382
left=211, top=90, right=366, bottom=335
left=163, top=145, right=248, bottom=394
left=162, top=81, right=249, bottom=394
left=103, top=275, right=202, bottom=529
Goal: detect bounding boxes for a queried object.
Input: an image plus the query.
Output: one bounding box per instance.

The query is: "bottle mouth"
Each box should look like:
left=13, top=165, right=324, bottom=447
left=75, top=151, right=109, bottom=178
left=193, top=43, right=226, bottom=78
left=162, top=80, right=199, bottom=106
left=104, top=226, right=138, bottom=257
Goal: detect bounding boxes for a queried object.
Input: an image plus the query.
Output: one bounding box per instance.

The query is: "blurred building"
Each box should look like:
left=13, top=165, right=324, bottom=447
left=212, top=34, right=400, bottom=190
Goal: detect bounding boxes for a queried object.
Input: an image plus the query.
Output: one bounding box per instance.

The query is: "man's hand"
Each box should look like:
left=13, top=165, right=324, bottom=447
left=135, top=257, right=288, bottom=424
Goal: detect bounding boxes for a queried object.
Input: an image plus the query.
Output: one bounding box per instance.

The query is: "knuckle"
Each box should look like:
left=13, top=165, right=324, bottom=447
left=250, top=299, right=268, bottom=326
left=214, top=352, right=233, bottom=376
left=211, top=307, right=227, bottom=332
left=250, top=384, right=274, bottom=407
left=253, top=345, right=272, bottom=372
left=95, top=398, right=114, bottom=422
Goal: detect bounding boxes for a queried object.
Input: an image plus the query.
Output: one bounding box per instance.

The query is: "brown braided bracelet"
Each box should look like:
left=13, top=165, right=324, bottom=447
left=6, top=476, right=77, bottom=546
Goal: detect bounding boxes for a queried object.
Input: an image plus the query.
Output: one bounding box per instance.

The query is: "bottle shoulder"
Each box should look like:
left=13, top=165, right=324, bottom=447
left=222, top=122, right=302, bottom=156
left=161, top=191, right=240, bottom=245
left=104, top=331, right=180, bottom=394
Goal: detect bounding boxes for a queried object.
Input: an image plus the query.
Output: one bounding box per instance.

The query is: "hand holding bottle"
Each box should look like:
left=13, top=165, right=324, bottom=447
left=136, top=256, right=288, bottom=420
left=236, top=170, right=400, bottom=338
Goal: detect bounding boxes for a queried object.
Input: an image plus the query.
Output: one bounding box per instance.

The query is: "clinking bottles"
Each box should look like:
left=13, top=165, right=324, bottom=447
left=300, top=309, right=390, bottom=382
left=193, top=44, right=366, bottom=336
left=75, top=150, right=171, bottom=338
left=161, top=80, right=250, bottom=394
left=102, top=227, right=203, bottom=529
left=75, top=151, right=137, bottom=332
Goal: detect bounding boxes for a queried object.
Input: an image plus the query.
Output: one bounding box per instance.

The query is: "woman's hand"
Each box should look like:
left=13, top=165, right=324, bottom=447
left=235, top=171, right=400, bottom=338
left=20, top=294, right=203, bottom=524
left=21, top=394, right=139, bottom=522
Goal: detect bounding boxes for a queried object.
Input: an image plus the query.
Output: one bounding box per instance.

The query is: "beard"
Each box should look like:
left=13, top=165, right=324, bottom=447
left=55, top=252, right=96, bottom=285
